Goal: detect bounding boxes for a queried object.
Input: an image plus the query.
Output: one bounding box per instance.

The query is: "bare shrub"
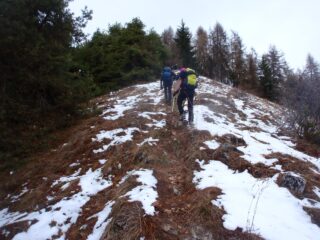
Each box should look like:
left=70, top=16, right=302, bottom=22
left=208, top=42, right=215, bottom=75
left=282, top=55, right=320, bottom=144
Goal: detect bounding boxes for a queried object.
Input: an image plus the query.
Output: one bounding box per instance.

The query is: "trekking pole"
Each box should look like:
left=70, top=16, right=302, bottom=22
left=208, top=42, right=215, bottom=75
left=171, top=93, right=176, bottom=112
left=172, top=90, right=179, bottom=113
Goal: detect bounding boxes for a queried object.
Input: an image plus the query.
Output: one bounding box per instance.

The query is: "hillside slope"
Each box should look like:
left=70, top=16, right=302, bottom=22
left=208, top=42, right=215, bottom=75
left=1, top=77, right=320, bottom=240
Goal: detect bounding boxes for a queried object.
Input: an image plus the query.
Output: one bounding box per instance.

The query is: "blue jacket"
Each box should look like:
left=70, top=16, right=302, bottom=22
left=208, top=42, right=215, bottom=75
left=161, top=67, right=173, bottom=85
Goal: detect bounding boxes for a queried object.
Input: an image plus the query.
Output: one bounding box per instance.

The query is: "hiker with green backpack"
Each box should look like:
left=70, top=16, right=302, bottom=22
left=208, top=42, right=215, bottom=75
left=173, top=67, right=197, bottom=124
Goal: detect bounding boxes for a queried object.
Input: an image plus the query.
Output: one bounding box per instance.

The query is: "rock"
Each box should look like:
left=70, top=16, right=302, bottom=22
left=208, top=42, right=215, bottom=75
left=279, top=173, right=306, bottom=194
left=221, top=143, right=242, bottom=153
left=173, top=186, right=181, bottom=195
left=161, top=223, right=178, bottom=235
left=223, top=134, right=246, bottom=146
left=183, top=226, right=213, bottom=240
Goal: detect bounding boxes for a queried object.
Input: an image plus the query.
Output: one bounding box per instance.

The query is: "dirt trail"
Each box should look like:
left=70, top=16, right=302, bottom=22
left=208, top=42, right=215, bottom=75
left=138, top=116, right=262, bottom=240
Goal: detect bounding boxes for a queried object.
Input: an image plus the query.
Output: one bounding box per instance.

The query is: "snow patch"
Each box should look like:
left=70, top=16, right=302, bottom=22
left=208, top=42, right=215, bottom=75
left=271, top=164, right=283, bottom=172
left=0, top=168, right=112, bottom=240
left=194, top=105, right=320, bottom=170
left=69, top=162, right=80, bottom=167
left=146, top=119, right=166, bottom=129
left=121, top=169, right=158, bottom=215
left=87, top=201, right=114, bottom=240
left=102, top=95, right=140, bottom=120
left=138, top=111, right=166, bottom=120
left=10, top=187, right=29, bottom=203
left=99, top=159, right=107, bottom=165
left=193, top=160, right=320, bottom=240
left=93, top=127, right=139, bottom=153
left=137, top=137, right=159, bottom=147
left=52, top=168, right=82, bottom=188
left=314, top=187, right=320, bottom=199
left=135, top=82, right=163, bottom=105
left=204, top=140, right=220, bottom=150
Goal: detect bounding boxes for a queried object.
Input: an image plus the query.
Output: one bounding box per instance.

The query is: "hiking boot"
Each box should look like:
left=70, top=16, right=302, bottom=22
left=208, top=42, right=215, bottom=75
left=179, top=113, right=187, bottom=122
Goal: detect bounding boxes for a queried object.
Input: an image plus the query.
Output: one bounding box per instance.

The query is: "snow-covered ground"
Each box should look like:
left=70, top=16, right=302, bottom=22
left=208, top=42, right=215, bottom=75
left=120, top=169, right=158, bottom=216
left=193, top=77, right=320, bottom=240
left=1, top=168, right=112, bottom=240
left=1, top=77, right=319, bottom=240
left=193, top=160, right=320, bottom=240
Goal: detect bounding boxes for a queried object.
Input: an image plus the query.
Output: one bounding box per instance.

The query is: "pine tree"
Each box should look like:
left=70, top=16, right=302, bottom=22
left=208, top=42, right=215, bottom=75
left=259, top=54, right=273, bottom=99
left=77, top=18, right=166, bottom=90
left=258, top=46, right=285, bottom=101
left=208, top=22, right=229, bottom=83
left=0, top=0, right=92, bottom=165
left=304, top=54, right=320, bottom=82
left=229, top=31, right=246, bottom=87
left=194, top=26, right=209, bottom=76
left=269, top=46, right=284, bottom=84
left=174, top=20, right=194, bottom=67
left=245, top=48, right=259, bottom=90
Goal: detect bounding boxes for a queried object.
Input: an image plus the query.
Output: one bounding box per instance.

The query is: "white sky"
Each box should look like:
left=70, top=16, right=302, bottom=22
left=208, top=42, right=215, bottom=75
left=69, top=0, right=320, bottom=70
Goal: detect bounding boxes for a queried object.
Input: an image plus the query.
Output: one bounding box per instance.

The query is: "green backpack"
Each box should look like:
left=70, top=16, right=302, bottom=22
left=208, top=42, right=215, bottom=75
left=186, top=68, right=197, bottom=88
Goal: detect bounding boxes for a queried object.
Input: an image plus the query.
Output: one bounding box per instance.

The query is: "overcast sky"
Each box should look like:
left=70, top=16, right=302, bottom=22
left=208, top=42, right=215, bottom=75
left=69, top=0, right=319, bottom=70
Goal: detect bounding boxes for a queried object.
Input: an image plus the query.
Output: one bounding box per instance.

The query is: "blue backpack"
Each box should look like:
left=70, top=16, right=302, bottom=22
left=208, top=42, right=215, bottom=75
left=162, top=67, right=172, bottom=82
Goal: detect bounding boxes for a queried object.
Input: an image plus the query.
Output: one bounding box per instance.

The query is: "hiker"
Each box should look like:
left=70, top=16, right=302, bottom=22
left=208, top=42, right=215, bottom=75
left=160, top=66, right=174, bottom=104
left=171, top=64, right=180, bottom=81
left=173, top=67, right=197, bottom=124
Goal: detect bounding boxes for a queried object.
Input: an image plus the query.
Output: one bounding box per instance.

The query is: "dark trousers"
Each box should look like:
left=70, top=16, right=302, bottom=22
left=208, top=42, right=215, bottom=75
left=177, top=89, right=194, bottom=122
left=164, top=82, right=172, bottom=103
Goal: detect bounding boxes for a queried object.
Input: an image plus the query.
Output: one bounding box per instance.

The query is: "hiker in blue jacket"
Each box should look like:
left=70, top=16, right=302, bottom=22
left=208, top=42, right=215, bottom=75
left=173, top=68, right=197, bottom=124
left=160, top=66, right=174, bottom=104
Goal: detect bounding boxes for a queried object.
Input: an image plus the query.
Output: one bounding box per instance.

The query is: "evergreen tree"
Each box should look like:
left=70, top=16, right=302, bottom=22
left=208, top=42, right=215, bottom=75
left=174, top=20, right=194, bottom=67
left=245, top=49, right=259, bottom=90
left=259, top=54, right=273, bottom=99
left=194, top=26, right=209, bottom=75
left=76, top=18, right=166, bottom=91
left=0, top=0, right=92, bottom=166
left=268, top=46, right=285, bottom=95
left=208, top=22, right=229, bottom=83
left=258, top=46, right=285, bottom=101
left=229, top=31, right=246, bottom=87
left=304, top=54, right=320, bottom=81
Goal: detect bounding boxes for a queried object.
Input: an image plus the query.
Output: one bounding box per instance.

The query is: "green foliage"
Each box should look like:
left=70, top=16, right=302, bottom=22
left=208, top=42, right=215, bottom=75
left=259, top=55, right=273, bottom=100
left=174, top=20, right=194, bottom=68
left=75, top=18, right=166, bottom=91
left=0, top=0, right=94, bottom=168
left=258, top=47, right=285, bottom=101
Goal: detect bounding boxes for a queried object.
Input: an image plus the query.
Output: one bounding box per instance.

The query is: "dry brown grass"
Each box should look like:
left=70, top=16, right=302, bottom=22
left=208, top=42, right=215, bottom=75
left=104, top=201, right=143, bottom=240
left=3, top=82, right=318, bottom=240
left=304, top=207, right=320, bottom=227
left=295, top=139, right=320, bottom=158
